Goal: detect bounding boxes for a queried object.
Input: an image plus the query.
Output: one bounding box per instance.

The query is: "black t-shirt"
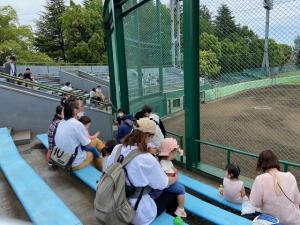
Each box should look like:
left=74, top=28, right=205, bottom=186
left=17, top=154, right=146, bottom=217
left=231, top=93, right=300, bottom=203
left=23, top=72, right=32, bottom=80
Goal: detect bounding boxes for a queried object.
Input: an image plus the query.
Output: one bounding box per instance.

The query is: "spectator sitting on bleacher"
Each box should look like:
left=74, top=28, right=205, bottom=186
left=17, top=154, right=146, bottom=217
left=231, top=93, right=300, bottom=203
left=23, top=68, right=36, bottom=88
left=102, top=140, right=117, bottom=171
left=158, top=138, right=187, bottom=218
left=47, top=105, right=64, bottom=164
left=79, top=116, right=105, bottom=153
left=54, top=100, right=102, bottom=171
left=142, top=105, right=166, bottom=138
left=250, top=150, right=300, bottom=225
left=220, top=163, right=247, bottom=204
left=61, top=82, right=73, bottom=92
left=117, top=115, right=134, bottom=143
left=90, top=88, right=102, bottom=103
left=96, top=85, right=105, bottom=102
left=139, top=105, right=165, bottom=147
left=105, top=118, right=178, bottom=225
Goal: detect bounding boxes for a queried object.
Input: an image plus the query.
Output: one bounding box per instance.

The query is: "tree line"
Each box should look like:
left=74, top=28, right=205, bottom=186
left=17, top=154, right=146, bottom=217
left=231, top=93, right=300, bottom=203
left=199, top=4, right=292, bottom=77
left=0, top=0, right=297, bottom=77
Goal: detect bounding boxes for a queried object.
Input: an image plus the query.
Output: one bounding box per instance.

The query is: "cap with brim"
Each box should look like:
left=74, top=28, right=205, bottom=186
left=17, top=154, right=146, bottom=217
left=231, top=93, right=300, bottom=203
left=134, top=118, right=156, bottom=135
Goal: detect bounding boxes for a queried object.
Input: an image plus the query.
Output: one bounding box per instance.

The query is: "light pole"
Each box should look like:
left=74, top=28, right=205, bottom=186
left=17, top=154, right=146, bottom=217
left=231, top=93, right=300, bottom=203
left=262, top=0, right=273, bottom=77
left=170, top=0, right=182, bottom=68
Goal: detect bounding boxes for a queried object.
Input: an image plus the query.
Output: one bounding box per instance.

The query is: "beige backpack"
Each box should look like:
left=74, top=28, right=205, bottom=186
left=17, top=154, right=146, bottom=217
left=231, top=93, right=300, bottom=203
left=94, top=145, right=145, bottom=225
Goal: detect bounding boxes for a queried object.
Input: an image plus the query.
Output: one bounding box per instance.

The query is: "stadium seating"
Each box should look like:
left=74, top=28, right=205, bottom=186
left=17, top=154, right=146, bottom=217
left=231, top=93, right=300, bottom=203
left=0, top=128, right=82, bottom=225
left=36, top=134, right=186, bottom=225
left=178, top=173, right=242, bottom=211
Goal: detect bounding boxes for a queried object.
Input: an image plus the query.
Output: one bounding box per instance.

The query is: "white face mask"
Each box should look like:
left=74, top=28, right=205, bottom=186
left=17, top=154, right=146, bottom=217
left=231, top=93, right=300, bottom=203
left=77, top=111, right=84, bottom=118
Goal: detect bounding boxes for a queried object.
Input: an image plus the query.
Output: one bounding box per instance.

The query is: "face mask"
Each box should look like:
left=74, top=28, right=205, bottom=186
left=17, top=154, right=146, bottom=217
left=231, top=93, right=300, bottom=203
left=77, top=111, right=84, bottom=118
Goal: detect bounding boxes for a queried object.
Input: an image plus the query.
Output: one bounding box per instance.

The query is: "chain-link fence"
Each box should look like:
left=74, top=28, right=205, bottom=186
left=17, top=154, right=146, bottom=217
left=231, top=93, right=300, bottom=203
left=122, top=0, right=183, bottom=104
left=108, top=0, right=300, bottom=182
left=160, top=0, right=300, bottom=182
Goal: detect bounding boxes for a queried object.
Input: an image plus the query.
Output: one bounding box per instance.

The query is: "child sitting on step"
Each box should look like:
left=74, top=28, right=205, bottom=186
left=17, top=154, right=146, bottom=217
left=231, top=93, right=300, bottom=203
left=159, top=138, right=187, bottom=218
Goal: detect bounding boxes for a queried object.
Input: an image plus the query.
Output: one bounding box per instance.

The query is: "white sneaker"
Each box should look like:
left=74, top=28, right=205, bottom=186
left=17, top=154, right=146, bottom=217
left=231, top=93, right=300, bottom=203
left=174, top=207, right=187, bottom=218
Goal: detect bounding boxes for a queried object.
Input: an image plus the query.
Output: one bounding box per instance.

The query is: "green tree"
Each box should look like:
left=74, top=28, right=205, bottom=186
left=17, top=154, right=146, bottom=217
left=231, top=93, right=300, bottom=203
left=214, top=4, right=237, bottom=40
left=200, top=50, right=221, bottom=77
left=61, top=0, right=107, bottom=63
left=269, top=40, right=292, bottom=67
left=200, top=32, right=221, bottom=58
left=0, top=6, right=52, bottom=64
left=35, top=0, right=66, bottom=61
left=200, top=5, right=214, bottom=34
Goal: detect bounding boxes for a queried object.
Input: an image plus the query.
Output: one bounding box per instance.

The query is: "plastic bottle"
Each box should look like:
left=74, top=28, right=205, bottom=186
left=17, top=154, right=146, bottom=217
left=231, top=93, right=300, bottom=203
left=173, top=216, right=184, bottom=225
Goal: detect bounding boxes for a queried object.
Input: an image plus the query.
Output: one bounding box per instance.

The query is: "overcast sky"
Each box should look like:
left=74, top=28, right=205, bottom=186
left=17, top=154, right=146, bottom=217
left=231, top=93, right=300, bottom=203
left=0, top=0, right=84, bottom=29
left=1, top=0, right=299, bottom=46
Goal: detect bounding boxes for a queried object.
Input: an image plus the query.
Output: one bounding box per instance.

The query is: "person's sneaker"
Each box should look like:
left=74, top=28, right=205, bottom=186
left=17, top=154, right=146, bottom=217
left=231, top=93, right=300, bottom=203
left=174, top=207, right=187, bottom=218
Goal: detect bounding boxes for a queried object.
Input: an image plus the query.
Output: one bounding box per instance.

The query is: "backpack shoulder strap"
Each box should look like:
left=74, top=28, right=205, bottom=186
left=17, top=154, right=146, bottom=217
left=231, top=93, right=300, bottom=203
left=121, top=149, right=142, bottom=167
left=114, top=144, right=124, bottom=163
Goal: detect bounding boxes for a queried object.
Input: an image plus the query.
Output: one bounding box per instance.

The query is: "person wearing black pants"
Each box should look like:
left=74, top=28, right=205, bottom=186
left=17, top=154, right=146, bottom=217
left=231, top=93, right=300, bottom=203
left=155, top=191, right=178, bottom=217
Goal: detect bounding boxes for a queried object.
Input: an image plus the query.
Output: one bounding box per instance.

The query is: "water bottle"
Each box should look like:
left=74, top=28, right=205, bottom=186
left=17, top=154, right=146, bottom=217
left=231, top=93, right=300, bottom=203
left=173, top=216, right=184, bottom=225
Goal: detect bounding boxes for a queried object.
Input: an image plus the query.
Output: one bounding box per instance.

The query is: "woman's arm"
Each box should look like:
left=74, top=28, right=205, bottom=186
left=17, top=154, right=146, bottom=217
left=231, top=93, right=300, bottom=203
left=240, top=184, right=246, bottom=198
left=250, top=177, right=263, bottom=208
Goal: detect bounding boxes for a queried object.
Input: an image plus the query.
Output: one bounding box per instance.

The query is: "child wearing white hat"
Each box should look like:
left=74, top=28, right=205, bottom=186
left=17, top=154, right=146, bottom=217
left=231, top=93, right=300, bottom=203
left=159, top=138, right=187, bottom=218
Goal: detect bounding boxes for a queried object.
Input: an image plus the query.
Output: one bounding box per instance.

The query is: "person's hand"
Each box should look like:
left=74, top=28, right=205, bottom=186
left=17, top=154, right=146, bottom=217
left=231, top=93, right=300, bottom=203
left=94, top=131, right=100, bottom=137
left=219, top=184, right=224, bottom=195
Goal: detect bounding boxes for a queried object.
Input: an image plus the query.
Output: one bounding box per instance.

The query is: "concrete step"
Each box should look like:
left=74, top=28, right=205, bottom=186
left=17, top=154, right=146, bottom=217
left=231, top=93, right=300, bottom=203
left=12, top=129, right=31, bottom=145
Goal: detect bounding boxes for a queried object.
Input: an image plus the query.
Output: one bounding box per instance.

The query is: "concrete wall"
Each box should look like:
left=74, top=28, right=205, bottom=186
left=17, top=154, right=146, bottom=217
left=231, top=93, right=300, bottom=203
left=204, top=74, right=300, bottom=102
left=0, top=84, right=113, bottom=141
left=17, top=65, right=109, bottom=76
left=59, top=71, right=111, bottom=100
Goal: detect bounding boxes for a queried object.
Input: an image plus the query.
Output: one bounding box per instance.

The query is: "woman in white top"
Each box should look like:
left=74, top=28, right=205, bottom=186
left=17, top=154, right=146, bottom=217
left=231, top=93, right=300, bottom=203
left=250, top=150, right=300, bottom=225
left=55, top=99, right=102, bottom=170
left=105, top=118, right=177, bottom=225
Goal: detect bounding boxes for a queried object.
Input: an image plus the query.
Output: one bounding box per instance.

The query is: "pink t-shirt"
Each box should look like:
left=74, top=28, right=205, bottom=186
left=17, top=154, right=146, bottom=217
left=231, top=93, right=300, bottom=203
left=250, top=172, right=300, bottom=225
left=223, top=177, right=244, bottom=203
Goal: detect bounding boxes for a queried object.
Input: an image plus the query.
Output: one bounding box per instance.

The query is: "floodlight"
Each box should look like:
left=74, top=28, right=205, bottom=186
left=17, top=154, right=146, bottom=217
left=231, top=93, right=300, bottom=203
left=263, top=0, right=273, bottom=10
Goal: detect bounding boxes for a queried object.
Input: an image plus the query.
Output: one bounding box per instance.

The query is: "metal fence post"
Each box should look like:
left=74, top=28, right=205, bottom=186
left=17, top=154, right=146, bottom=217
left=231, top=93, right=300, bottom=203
left=183, top=0, right=200, bottom=169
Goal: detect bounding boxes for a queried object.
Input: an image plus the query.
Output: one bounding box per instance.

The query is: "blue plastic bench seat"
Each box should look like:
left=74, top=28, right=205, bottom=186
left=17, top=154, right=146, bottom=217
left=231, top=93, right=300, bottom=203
left=36, top=134, right=184, bottom=225
left=0, top=128, right=82, bottom=225
left=185, top=193, right=251, bottom=225
left=179, top=173, right=242, bottom=211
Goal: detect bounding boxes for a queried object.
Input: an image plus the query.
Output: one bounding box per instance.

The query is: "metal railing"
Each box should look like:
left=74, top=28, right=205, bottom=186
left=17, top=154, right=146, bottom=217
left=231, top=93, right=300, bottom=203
left=195, top=139, right=300, bottom=172
left=0, top=72, right=114, bottom=111
left=165, top=128, right=300, bottom=173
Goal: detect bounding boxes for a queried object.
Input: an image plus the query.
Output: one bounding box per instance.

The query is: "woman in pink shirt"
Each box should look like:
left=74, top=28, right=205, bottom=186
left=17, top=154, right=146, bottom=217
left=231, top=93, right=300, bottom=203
left=250, top=150, right=300, bottom=225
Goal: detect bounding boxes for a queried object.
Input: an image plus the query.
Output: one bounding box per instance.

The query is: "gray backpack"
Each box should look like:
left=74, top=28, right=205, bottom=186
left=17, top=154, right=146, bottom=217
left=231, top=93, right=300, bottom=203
left=94, top=145, right=148, bottom=225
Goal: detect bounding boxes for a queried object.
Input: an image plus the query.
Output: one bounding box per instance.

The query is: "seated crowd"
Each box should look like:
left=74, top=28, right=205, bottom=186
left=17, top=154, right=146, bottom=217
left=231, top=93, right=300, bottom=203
left=47, top=98, right=300, bottom=225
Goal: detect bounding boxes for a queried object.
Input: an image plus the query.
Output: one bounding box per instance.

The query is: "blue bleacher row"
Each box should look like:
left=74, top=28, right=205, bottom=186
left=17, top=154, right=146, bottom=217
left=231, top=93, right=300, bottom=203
left=0, top=127, right=251, bottom=225
left=36, top=134, right=250, bottom=225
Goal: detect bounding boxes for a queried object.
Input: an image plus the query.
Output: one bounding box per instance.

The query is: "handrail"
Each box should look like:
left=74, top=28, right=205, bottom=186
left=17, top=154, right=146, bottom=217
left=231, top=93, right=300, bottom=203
left=17, top=62, right=107, bottom=66
left=195, top=139, right=300, bottom=172
left=0, top=72, right=113, bottom=111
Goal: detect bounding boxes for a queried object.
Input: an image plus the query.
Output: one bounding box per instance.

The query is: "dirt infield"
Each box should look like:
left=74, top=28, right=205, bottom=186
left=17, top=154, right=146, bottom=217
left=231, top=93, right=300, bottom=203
left=164, top=84, right=300, bottom=182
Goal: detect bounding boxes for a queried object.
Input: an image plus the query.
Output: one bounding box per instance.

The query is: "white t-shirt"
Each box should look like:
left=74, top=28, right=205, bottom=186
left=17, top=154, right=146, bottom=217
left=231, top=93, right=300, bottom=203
left=55, top=118, right=90, bottom=166
left=89, top=90, right=96, bottom=98
left=106, top=144, right=168, bottom=225
left=150, top=124, right=164, bottom=147
left=61, top=85, right=73, bottom=92
left=160, top=160, right=175, bottom=174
